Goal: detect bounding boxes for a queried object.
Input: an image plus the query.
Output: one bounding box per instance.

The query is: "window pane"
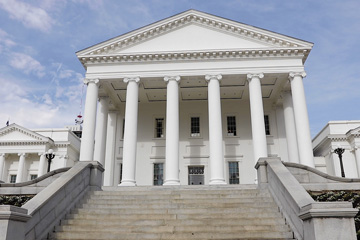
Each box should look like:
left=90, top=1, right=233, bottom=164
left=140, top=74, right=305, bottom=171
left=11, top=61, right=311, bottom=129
left=30, top=175, right=37, bottom=180
left=264, top=115, right=270, bottom=135
left=229, top=162, right=239, bottom=184
left=191, top=117, right=200, bottom=136
left=227, top=116, right=237, bottom=136
left=155, top=118, right=164, bottom=138
left=154, top=163, right=163, bottom=185
left=10, top=175, right=16, bottom=183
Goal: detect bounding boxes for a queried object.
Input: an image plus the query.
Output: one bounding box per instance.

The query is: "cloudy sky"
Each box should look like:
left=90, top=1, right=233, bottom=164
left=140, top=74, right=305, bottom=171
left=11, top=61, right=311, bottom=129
left=0, top=0, right=359, bottom=137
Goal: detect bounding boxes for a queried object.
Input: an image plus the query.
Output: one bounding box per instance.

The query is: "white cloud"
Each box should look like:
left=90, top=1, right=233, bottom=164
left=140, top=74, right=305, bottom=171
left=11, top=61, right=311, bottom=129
left=0, top=0, right=54, bottom=32
left=0, top=29, right=16, bottom=48
left=9, top=52, right=45, bottom=77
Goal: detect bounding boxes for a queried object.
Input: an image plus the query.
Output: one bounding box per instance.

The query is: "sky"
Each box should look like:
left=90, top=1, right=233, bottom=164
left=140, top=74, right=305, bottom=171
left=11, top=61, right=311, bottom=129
left=0, top=0, right=359, bottom=137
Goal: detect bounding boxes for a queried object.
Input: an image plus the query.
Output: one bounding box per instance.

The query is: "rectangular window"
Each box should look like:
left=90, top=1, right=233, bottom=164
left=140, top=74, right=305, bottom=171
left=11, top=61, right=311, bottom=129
left=119, top=163, right=123, bottom=183
left=264, top=115, right=270, bottom=135
left=10, top=175, right=16, bottom=183
left=30, top=175, right=37, bottom=180
left=153, top=163, right=163, bottom=186
left=227, top=116, right=237, bottom=136
left=122, top=119, right=125, bottom=139
left=191, top=117, right=200, bottom=137
left=154, top=118, right=164, bottom=138
left=228, top=162, right=239, bottom=184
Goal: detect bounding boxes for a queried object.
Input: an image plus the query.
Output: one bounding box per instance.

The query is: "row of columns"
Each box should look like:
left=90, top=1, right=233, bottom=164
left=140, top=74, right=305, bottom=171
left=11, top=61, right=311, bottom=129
left=0, top=152, right=68, bottom=183
left=80, top=71, right=314, bottom=186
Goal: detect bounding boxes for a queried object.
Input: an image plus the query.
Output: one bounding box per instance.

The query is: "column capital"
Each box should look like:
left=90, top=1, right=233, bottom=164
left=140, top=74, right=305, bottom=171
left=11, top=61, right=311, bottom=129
left=84, top=78, right=99, bottom=85
left=164, top=76, right=181, bottom=82
left=205, top=74, right=222, bottom=82
left=247, top=73, right=264, bottom=81
left=60, top=155, right=69, bottom=159
left=0, top=153, right=6, bottom=157
left=123, top=77, right=140, bottom=84
left=18, top=153, right=27, bottom=157
left=289, top=71, right=306, bottom=80
left=38, top=152, right=45, bottom=156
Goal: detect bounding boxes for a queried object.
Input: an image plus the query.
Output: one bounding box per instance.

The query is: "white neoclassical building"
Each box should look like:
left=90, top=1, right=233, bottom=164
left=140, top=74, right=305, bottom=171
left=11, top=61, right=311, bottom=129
left=313, top=121, right=360, bottom=178
left=0, top=124, right=81, bottom=183
left=76, top=9, right=315, bottom=186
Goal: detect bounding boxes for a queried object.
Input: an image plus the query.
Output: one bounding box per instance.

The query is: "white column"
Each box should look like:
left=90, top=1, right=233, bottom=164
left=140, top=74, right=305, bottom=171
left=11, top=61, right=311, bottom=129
left=355, top=147, right=360, bottom=177
left=247, top=73, right=268, bottom=164
left=289, top=72, right=315, bottom=168
left=164, top=76, right=181, bottom=185
left=80, top=79, right=99, bottom=161
left=93, top=96, right=109, bottom=166
left=205, top=74, right=226, bottom=185
left=37, top=153, right=46, bottom=177
left=61, top=155, right=68, bottom=168
left=16, top=153, right=26, bottom=183
left=104, top=112, right=118, bottom=186
left=282, top=91, right=300, bottom=163
left=0, top=153, right=6, bottom=181
left=120, top=77, right=140, bottom=186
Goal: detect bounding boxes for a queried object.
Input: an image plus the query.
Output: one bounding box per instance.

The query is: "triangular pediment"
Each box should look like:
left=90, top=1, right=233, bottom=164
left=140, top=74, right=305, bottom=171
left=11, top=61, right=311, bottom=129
left=77, top=9, right=313, bottom=60
left=0, top=124, right=51, bottom=142
left=346, top=126, right=360, bottom=137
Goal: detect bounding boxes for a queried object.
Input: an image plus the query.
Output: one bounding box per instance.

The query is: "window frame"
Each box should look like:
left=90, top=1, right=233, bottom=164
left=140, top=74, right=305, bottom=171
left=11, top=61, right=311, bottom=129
left=264, top=115, right=271, bottom=136
left=10, top=175, right=16, bottom=183
left=228, top=161, right=240, bottom=184
left=153, top=163, right=164, bottom=186
left=154, top=117, right=165, bottom=139
left=226, top=115, right=237, bottom=137
left=190, top=116, right=201, bottom=138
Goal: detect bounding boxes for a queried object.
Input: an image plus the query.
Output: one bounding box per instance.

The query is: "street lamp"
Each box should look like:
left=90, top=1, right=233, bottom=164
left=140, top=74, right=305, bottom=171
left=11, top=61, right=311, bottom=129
left=334, top=146, right=345, bottom=177
left=45, top=149, right=55, bottom=173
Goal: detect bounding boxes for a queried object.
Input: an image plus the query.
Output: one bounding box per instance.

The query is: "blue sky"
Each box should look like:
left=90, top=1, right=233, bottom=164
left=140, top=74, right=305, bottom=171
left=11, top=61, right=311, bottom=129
left=0, top=0, right=359, bottom=137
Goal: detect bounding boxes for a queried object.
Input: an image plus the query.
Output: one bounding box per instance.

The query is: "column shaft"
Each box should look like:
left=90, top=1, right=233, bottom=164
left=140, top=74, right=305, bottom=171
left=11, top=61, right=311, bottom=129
left=16, top=153, right=26, bottom=183
left=0, top=154, right=5, bottom=181
left=37, top=153, right=46, bottom=177
left=355, top=148, right=360, bottom=177
left=104, top=112, right=118, bottom=186
left=282, top=91, right=300, bottom=163
left=206, top=74, right=226, bottom=185
left=80, top=79, right=99, bottom=161
left=94, top=97, right=109, bottom=165
left=120, top=77, right=140, bottom=186
left=247, top=73, right=268, bottom=164
left=289, top=72, right=315, bottom=167
left=164, top=76, right=180, bottom=185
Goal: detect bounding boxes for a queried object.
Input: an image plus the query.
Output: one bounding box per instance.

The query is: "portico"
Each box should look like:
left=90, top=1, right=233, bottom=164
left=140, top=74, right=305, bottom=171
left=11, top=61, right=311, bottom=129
left=77, top=10, right=315, bottom=186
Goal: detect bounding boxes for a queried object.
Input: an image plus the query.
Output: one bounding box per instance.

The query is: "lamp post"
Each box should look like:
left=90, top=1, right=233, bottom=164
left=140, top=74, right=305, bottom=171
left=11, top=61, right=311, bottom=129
left=45, top=149, right=55, bottom=173
left=334, top=147, right=345, bottom=177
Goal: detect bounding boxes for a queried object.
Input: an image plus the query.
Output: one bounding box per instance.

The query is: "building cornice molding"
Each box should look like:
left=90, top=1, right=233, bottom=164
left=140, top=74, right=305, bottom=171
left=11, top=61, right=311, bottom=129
left=78, top=47, right=309, bottom=66
left=0, top=141, right=51, bottom=146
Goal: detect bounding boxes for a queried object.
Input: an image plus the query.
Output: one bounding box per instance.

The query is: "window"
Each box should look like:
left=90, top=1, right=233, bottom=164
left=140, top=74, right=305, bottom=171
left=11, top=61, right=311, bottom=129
left=154, top=118, right=164, bottom=138
left=264, top=115, right=270, bottom=135
left=10, top=175, right=16, bottom=183
left=121, top=119, right=125, bottom=139
left=190, top=117, right=200, bottom=137
left=188, top=166, right=204, bottom=185
left=229, top=162, right=239, bottom=184
left=227, top=116, right=237, bottom=136
left=153, top=163, right=163, bottom=186
left=30, top=175, right=37, bottom=180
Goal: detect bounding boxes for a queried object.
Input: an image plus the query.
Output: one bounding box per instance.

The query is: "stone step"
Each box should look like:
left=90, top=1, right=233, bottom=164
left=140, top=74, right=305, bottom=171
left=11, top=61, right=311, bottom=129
left=72, top=206, right=281, bottom=215
left=56, top=224, right=291, bottom=234
left=80, top=201, right=278, bottom=209
left=53, top=230, right=294, bottom=240
left=85, top=196, right=275, bottom=203
left=61, top=217, right=286, bottom=227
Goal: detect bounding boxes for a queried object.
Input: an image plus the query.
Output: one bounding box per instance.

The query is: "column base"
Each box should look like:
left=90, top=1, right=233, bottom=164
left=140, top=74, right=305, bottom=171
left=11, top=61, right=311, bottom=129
left=163, top=180, right=180, bottom=186
left=209, top=179, right=227, bottom=185
left=119, top=180, right=136, bottom=187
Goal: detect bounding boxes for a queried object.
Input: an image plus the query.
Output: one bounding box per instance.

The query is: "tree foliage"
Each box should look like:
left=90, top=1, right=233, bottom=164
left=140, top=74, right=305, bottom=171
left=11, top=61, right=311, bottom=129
left=0, top=195, right=34, bottom=207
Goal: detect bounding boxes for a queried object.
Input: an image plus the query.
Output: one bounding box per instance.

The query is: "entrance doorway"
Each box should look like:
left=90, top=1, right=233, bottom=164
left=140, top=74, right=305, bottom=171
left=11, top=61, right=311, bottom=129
left=188, top=166, right=204, bottom=185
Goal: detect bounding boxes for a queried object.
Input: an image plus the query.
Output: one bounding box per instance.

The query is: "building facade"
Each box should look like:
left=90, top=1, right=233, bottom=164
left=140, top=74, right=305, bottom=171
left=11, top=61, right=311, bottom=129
left=77, top=10, right=315, bottom=186
left=0, top=124, right=81, bottom=183
left=313, top=120, right=360, bottom=178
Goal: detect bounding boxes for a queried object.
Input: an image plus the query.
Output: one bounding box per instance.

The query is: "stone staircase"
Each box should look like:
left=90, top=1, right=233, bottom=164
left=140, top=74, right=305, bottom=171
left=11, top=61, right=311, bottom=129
left=50, top=185, right=295, bottom=240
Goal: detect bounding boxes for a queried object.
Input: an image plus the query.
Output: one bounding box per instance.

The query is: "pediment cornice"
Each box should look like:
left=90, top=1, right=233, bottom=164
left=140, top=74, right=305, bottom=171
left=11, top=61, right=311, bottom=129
left=0, top=124, right=54, bottom=145
left=77, top=10, right=313, bottom=66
